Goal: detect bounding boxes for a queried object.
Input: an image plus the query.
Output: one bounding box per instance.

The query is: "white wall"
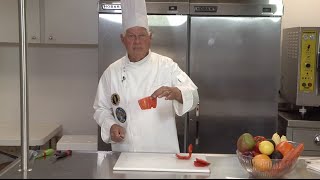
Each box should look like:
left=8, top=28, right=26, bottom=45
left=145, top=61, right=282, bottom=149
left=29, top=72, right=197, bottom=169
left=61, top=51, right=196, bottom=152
left=0, top=45, right=98, bottom=135
left=282, top=0, right=320, bottom=29
left=0, top=46, right=20, bottom=122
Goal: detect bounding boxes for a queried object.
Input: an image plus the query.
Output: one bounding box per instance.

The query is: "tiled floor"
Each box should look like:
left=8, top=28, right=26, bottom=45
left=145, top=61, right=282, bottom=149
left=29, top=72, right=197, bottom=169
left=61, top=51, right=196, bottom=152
left=0, top=147, right=20, bottom=157
left=0, top=161, right=13, bottom=171
left=0, top=152, right=17, bottom=172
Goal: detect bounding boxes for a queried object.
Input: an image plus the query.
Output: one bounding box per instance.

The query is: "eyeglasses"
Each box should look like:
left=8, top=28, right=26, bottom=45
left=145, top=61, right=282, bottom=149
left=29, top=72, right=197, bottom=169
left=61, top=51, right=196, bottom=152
left=126, top=33, right=149, bottom=41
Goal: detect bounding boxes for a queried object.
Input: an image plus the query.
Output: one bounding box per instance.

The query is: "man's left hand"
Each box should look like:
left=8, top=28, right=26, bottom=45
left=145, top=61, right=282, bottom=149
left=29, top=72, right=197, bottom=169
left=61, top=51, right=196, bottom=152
left=151, top=86, right=183, bottom=104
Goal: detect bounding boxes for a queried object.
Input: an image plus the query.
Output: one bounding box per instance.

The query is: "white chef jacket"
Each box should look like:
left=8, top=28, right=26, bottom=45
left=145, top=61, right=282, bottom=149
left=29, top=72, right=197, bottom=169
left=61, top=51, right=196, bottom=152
left=93, top=51, right=199, bottom=153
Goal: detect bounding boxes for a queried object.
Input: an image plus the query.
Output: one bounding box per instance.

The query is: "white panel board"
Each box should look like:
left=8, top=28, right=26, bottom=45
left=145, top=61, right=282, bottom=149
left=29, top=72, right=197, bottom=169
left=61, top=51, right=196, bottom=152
left=113, top=152, right=210, bottom=173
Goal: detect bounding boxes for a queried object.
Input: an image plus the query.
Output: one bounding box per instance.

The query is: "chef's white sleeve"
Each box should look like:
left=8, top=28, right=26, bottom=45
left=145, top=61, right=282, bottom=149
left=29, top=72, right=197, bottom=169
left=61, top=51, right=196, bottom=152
left=93, top=69, right=117, bottom=143
left=171, top=63, right=199, bottom=116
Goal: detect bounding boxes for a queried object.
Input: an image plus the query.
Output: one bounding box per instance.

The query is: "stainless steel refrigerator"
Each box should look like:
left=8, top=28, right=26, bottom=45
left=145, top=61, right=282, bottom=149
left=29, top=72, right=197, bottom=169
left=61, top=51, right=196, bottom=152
left=98, top=0, right=190, bottom=152
left=188, top=0, right=283, bottom=153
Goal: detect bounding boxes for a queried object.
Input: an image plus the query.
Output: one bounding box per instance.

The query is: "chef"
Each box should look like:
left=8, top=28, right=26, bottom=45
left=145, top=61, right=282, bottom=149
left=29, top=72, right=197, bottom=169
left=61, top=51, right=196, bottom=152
left=93, top=0, right=199, bottom=153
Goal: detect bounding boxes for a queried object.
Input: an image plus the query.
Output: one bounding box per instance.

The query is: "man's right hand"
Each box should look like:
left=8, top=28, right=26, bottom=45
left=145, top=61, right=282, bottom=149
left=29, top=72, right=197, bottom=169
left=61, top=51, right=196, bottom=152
left=110, top=124, right=126, bottom=142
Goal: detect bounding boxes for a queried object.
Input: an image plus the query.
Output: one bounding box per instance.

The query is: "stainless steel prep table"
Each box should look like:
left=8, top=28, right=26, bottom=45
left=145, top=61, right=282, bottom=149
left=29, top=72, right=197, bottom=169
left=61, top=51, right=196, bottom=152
left=1, top=152, right=320, bottom=179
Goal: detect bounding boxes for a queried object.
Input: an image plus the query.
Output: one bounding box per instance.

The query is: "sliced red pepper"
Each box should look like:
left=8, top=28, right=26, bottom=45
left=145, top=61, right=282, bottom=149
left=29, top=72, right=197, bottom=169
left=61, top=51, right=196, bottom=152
left=138, top=96, right=157, bottom=110
left=176, top=144, right=193, bottom=160
left=194, top=161, right=208, bottom=167
left=188, top=144, right=193, bottom=157
left=175, top=154, right=191, bottom=159
left=194, top=158, right=210, bottom=167
left=195, top=158, right=210, bottom=166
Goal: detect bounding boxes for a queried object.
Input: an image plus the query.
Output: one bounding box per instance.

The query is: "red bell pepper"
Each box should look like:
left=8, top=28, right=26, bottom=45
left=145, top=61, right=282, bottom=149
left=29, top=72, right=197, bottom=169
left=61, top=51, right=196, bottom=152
left=138, top=96, right=157, bottom=110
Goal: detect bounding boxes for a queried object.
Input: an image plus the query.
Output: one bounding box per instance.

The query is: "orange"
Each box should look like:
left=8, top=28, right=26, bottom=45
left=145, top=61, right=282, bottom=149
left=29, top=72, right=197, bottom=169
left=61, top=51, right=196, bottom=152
left=252, top=154, right=272, bottom=172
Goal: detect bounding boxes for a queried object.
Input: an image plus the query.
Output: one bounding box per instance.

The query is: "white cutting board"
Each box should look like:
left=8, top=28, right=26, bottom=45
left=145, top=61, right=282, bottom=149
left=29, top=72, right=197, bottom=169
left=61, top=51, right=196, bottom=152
left=113, top=152, right=210, bottom=173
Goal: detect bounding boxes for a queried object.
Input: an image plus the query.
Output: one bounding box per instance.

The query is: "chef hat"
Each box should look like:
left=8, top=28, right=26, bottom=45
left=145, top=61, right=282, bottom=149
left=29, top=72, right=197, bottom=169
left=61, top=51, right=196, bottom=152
left=121, top=0, right=149, bottom=33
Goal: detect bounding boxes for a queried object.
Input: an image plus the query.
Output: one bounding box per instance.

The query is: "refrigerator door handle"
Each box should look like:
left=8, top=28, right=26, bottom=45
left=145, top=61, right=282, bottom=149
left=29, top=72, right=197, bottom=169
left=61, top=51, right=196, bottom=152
left=195, top=103, right=200, bottom=146
left=195, top=120, right=199, bottom=146
left=196, top=103, right=200, bottom=117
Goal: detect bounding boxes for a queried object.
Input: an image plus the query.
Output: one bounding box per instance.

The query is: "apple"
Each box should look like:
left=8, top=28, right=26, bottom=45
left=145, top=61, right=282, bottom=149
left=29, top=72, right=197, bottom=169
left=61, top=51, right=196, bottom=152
left=254, top=141, right=262, bottom=153
left=253, top=136, right=266, bottom=142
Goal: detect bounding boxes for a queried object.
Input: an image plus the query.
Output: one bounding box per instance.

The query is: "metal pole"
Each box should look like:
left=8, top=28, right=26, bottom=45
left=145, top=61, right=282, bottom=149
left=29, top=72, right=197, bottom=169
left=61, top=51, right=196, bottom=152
left=18, top=0, right=29, bottom=172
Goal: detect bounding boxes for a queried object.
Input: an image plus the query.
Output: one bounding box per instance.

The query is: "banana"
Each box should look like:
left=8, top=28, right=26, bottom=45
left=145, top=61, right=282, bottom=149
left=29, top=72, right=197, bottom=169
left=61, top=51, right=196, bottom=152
left=272, top=132, right=281, bottom=145
left=280, top=135, right=288, bottom=142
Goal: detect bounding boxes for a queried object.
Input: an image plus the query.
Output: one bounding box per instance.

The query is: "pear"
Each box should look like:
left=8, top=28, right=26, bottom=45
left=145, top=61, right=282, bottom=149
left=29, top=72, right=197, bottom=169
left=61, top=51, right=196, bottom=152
left=280, top=135, right=288, bottom=142
left=272, top=132, right=281, bottom=145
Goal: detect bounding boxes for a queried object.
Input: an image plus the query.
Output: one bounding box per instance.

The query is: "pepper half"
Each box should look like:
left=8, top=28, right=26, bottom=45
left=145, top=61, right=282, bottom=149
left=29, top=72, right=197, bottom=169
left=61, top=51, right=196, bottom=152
left=175, top=144, right=193, bottom=160
left=138, top=96, right=157, bottom=110
left=194, top=158, right=210, bottom=167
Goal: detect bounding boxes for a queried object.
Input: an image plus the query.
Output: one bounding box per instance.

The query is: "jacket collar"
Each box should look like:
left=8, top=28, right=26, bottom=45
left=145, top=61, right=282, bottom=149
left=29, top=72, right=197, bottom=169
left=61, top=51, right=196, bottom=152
left=124, top=50, right=152, bottom=66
